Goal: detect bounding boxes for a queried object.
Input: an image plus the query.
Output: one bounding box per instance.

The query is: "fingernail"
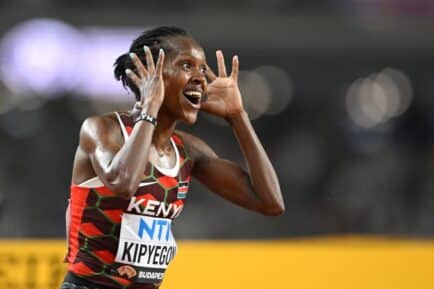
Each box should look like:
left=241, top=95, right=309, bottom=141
left=144, top=46, right=148, bottom=52
left=129, top=53, right=135, bottom=59
left=159, top=48, right=164, bottom=54
left=125, top=68, right=131, bottom=74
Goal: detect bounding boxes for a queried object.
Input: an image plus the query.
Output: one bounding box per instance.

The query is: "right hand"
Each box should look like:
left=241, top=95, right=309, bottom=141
left=126, top=46, right=165, bottom=112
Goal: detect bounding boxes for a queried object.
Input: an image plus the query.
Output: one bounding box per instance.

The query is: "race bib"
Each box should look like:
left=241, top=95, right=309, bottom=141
left=114, top=213, right=177, bottom=283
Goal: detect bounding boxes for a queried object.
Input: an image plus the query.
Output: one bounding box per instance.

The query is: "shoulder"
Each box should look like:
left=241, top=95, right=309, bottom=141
left=81, top=113, right=118, bottom=132
left=174, top=130, right=218, bottom=162
left=79, top=112, right=122, bottom=152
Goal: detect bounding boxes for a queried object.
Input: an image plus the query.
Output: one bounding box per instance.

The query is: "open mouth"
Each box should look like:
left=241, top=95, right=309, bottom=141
left=183, top=91, right=202, bottom=106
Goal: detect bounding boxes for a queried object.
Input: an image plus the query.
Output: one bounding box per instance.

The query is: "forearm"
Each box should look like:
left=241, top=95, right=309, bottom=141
left=93, top=47, right=165, bottom=197
left=228, top=110, right=284, bottom=214
left=105, top=102, right=160, bottom=196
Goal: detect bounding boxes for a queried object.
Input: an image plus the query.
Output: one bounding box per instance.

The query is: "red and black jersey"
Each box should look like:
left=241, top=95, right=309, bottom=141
left=65, top=112, right=193, bottom=289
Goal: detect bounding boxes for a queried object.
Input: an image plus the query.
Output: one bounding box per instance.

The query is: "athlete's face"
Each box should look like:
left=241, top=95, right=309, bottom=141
left=160, top=36, right=207, bottom=125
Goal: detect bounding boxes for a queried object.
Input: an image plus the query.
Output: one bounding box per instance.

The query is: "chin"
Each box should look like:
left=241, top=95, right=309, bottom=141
left=180, top=111, right=199, bottom=125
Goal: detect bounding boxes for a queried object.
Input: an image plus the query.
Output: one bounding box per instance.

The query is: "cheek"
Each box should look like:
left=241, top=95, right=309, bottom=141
left=162, top=74, right=177, bottom=97
left=162, top=74, right=183, bottom=110
left=163, top=65, right=177, bottom=78
left=163, top=68, right=188, bottom=91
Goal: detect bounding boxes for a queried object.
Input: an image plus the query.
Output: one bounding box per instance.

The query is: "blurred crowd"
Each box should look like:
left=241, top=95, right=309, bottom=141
left=0, top=0, right=433, bottom=238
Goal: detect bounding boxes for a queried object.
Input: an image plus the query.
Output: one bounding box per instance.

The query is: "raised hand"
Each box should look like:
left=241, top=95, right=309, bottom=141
left=201, top=50, right=244, bottom=119
left=126, top=46, right=165, bottom=112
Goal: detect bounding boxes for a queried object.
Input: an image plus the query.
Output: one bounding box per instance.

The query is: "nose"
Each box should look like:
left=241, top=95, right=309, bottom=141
left=190, top=69, right=207, bottom=87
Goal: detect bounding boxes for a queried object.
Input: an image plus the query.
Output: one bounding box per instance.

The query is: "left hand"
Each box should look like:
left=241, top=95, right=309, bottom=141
left=201, top=50, right=244, bottom=119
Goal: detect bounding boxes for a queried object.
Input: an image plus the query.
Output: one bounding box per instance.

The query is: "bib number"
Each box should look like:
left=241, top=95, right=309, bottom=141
left=114, top=213, right=177, bottom=283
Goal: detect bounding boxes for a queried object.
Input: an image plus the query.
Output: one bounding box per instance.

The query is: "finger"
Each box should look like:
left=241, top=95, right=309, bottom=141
left=205, top=63, right=217, bottom=82
left=216, top=50, right=227, bottom=77
left=155, top=48, right=165, bottom=76
left=126, top=69, right=147, bottom=107
left=129, top=53, right=147, bottom=78
left=125, top=68, right=141, bottom=88
left=144, top=46, right=155, bottom=74
left=230, top=55, right=239, bottom=80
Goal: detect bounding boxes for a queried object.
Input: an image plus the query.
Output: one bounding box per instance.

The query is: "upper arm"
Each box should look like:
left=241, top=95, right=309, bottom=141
left=177, top=131, right=262, bottom=212
left=78, top=115, right=122, bottom=184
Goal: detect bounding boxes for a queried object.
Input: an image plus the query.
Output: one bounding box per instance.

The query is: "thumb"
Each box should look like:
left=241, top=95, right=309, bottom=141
left=199, top=97, right=215, bottom=113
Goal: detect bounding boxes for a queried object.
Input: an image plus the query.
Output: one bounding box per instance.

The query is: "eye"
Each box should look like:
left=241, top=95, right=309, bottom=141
left=181, top=62, right=191, bottom=70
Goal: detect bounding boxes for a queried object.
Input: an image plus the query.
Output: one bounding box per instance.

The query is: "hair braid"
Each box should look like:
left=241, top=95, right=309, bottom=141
left=114, top=26, right=188, bottom=101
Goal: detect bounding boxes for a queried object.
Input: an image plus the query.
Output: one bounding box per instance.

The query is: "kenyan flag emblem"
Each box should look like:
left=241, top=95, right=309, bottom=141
left=177, top=180, right=189, bottom=199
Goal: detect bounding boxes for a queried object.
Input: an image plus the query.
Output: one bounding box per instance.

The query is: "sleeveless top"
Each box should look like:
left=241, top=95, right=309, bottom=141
left=65, top=112, right=193, bottom=289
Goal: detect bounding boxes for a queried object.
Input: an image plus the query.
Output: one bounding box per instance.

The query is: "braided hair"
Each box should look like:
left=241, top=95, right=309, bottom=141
left=113, top=26, right=188, bottom=100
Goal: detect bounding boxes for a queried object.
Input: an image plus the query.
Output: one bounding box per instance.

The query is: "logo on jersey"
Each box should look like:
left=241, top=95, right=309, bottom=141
left=117, top=265, right=137, bottom=279
left=127, top=197, right=183, bottom=219
left=177, top=180, right=189, bottom=199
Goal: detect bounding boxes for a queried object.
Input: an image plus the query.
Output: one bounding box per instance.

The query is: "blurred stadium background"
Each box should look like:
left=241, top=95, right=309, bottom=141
left=0, top=0, right=434, bottom=288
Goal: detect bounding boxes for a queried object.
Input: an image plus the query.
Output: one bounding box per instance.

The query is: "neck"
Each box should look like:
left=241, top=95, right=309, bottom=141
left=152, top=113, right=176, bottom=150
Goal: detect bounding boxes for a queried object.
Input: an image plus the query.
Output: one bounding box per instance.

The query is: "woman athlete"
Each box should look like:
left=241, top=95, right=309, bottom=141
left=61, top=26, right=284, bottom=289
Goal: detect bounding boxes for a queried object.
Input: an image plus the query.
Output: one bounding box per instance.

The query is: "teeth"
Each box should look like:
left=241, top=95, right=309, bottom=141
left=184, top=91, right=201, bottom=97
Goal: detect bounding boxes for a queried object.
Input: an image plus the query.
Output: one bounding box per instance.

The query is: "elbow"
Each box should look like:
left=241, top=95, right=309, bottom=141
left=124, top=181, right=140, bottom=197
left=109, top=182, right=138, bottom=199
left=260, top=203, right=285, bottom=216
left=118, top=184, right=138, bottom=199
left=105, top=169, right=139, bottom=198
